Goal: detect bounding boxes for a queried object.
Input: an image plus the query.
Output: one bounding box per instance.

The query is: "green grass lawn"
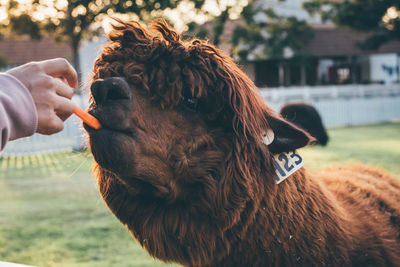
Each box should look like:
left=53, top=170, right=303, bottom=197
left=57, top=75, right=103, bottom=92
left=0, top=152, right=176, bottom=267
left=300, top=122, right=400, bottom=177
left=0, top=122, right=399, bottom=266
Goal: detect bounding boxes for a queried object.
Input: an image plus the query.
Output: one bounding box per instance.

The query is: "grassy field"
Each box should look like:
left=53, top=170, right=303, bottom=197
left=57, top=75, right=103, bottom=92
left=300, top=122, right=400, bottom=176
left=0, top=152, right=175, bottom=267
left=0, top=122, right=399, bottom=266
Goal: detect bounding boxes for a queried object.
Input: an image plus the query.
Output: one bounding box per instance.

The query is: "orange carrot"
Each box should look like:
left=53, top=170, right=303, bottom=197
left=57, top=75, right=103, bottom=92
left=74, top=105, right=102, bottom=130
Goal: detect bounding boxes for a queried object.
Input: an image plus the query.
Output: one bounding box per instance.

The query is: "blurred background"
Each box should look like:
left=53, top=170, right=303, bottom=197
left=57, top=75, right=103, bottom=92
left=0, top=0, right=399, bottom=266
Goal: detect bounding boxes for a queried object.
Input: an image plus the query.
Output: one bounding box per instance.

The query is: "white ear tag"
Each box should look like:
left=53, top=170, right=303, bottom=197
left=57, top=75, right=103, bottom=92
left=272, top=151, right=304, bottom=184
left=262, top=130, right=275, bottom=145
left=262, top=130, right=304, bottom=184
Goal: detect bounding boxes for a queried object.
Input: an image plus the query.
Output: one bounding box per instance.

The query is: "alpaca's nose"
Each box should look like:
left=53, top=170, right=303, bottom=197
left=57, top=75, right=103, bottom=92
left=90, top=77, right=131, bottom=105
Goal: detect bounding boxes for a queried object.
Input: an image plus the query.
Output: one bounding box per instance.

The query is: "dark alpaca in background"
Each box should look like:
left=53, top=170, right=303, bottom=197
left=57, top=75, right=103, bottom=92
left=280, top=102, right=329, bottom=146
left=84, top=19, right=400, bottom=266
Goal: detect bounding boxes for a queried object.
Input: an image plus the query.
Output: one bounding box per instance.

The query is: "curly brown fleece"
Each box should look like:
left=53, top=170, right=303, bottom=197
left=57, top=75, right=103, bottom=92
left=87, top=19, right=400, bottom=267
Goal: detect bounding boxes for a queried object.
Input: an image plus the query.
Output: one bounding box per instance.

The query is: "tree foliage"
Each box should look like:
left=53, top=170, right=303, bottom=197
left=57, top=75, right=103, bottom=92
left=184, top=1, right=248, bottom=47
left=232, top=4, right=314, bottom=62
left=0, top=54, right=8, bottom=68
left=2, top=0, right=205, bottom=82
left=303, top=0, right=400, bottom=49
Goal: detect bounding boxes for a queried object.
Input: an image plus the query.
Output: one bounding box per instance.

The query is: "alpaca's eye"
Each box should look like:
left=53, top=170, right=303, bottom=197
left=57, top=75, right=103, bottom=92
left=182, top=96, right=199, bottom=112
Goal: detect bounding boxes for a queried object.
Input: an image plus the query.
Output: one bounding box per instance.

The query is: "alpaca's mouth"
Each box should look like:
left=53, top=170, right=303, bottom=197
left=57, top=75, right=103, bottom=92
left=84, top=121, right=134, bottom=136
left=84, top=107, right=139, bottom=176
left=83, top=109, right=134, bottom=137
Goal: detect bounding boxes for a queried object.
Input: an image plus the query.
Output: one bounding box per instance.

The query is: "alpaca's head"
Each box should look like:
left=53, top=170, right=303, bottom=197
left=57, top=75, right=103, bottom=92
left=85, top=19, right=312, bottom=265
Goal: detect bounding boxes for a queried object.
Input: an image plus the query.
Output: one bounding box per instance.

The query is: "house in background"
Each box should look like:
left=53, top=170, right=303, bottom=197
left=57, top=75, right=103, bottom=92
left=305, top=25, right=400, bottom=86
left=0, top=37, right=72, bottom=68
left=0, top=35, right=106, bottom=89
left=251, top=24, right=400, bottom=87
left=232, top=0, right=400, bottom=87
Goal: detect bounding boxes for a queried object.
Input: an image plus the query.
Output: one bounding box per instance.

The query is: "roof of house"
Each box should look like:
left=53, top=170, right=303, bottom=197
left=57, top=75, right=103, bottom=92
left=216, top=20, right=400, bottom=58
left=0, top=37, right=72, bottom=66
left=302, top=24, right=400, bottom=57
left=2, top=21, right=398, bottom=67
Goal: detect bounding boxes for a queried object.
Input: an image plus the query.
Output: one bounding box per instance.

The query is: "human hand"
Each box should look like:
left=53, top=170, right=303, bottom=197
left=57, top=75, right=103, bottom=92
left=7, top=58, right=78, bottom=135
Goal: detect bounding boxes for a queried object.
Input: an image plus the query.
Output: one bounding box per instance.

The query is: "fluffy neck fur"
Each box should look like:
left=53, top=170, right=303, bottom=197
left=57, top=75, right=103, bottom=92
left=95, top=145, right=357, bottom=267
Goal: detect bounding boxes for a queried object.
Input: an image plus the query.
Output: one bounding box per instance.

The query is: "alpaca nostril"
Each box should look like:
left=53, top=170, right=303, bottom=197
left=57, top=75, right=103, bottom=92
left=90, top=77, right=131, bottom=105
left=91, top=79, right=106, bottom=105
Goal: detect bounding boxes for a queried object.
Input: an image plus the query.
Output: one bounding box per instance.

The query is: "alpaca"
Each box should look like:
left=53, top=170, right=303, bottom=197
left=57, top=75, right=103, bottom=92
left=280, top=102, right=329, bottom=146
left=84, top=20, right=400, bottom=267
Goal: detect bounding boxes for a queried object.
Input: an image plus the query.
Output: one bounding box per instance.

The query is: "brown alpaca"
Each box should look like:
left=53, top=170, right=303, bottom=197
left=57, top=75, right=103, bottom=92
left=84, top=20, right=400, bottom=267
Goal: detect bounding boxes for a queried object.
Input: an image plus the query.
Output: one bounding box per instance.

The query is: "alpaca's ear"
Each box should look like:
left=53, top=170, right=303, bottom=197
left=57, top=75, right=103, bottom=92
left=266, top=114, right=315, bottom=153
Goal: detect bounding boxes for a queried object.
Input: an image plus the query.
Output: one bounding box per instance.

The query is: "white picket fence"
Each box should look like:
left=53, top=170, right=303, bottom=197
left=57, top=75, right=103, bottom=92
left=1, top=84, right=399, bottom=156
left=259, top=84, right=400, bottom=128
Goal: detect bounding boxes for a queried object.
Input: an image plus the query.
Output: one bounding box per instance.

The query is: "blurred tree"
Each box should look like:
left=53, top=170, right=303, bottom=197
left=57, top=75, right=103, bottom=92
left=0, top=55, right=8, bottom=68
left=212, top=6, right=230, bottom=46
left=184, top=1, right=247, bottom=46
left=303, top=0, right=400, bottom=49
left=231, top=4, right=314, bottom=62
left=2, top=0, right=205, bottom=85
